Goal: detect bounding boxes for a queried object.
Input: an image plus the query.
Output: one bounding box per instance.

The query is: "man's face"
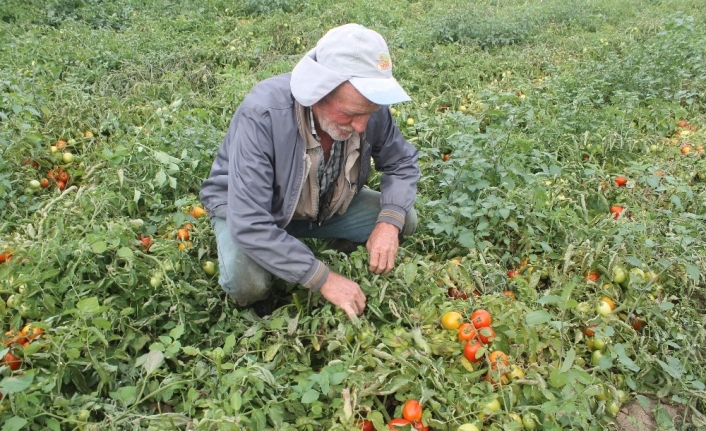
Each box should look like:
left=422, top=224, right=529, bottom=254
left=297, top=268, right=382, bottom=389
left=312, top=82, right=381, bottom=141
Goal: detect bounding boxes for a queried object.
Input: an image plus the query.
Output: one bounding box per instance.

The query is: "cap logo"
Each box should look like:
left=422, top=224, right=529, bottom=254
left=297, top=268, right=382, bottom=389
left=376, top=54, right=391, bottom=71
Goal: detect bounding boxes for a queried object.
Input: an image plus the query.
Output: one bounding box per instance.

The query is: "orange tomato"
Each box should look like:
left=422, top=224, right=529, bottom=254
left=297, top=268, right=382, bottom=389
left=189, top=206, right=206, bottom=218
left=457, top=323, right=478, bottom=342
left=503, top=290, right=516, bottom=300
left=488, top=351, right=509, bottom=369
left=177, top=229, right=190, bottom=241
left=402, top=399, right=423, bottom=422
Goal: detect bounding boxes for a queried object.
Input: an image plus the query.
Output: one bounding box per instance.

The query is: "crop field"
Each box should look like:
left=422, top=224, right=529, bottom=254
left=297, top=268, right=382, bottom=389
left=1, top=0, right=705, bottom=430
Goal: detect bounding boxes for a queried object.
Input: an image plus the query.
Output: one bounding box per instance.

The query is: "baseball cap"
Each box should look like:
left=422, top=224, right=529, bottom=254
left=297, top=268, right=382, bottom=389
left=291, top=23, right=411, bottom=106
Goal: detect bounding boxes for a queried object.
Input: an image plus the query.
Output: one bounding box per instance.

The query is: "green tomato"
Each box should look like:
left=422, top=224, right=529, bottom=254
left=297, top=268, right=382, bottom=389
left=484, top=398, right=501, bottom=412
left=591, top=350, right=604, bottom=366
left=458, top=424, right=480, bottom=431
left=612, top=266, right=627, bottom=284
left=77, top=409, right=90, bottom=421
left=62, top=152, right=75, bottom=163
left=596, top=301, right=613, bottom=317
left=592, top=337, right=608, bottom=351
left=149, top=277, right=162, bottom=288
left=202, top=260, right=216, bottom=276
left=522, top=414, right=537, bottom=430
left=608, top=402, right=620, bottom=416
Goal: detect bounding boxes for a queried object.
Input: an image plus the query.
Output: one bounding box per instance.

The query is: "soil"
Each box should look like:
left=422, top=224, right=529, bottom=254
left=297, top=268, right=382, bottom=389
left=616, top=394, right=687, bottom=431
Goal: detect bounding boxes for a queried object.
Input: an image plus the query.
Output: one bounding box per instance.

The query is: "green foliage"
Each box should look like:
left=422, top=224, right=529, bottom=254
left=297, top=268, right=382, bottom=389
left=0, top=0, right=705, bottom=429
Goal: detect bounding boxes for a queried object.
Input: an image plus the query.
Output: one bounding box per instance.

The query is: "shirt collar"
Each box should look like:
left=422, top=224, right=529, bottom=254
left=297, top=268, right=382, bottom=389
left=308, top=108, right=321, bottom=142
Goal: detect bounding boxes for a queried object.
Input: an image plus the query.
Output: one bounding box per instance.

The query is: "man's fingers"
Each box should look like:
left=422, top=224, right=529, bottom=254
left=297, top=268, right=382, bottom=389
left=369, top=251, right=381, bottom=273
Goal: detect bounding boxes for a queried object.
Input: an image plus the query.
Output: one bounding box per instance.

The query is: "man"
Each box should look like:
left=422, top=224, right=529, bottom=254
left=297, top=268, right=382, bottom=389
left=200, top=23, right=419, bottom=320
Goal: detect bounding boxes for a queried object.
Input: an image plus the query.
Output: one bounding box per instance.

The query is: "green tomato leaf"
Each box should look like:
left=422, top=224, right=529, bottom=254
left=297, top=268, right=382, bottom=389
left=525, top=310, right=552, bottom=326
left=91, top=241, right=107, bottom=253
left=1, top=417, right=28, bottom=431
left=301, top=389, right=320, bottom=404
left=0, top=370, right=35, bottom=393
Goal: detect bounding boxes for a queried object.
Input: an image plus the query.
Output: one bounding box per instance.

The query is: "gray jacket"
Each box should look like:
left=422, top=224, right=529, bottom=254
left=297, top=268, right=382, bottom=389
left=200, top=73, right=419, bottom=292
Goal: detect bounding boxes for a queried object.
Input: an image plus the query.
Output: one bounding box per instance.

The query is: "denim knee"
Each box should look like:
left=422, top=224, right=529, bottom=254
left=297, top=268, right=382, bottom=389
left=211, top=217, right=273, bottom=306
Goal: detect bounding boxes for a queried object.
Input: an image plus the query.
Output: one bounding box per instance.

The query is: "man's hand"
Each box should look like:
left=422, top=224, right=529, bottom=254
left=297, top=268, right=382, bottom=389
left=319, top=271, right=367, bottom=320
left=366, top=222, right=400, bottom=274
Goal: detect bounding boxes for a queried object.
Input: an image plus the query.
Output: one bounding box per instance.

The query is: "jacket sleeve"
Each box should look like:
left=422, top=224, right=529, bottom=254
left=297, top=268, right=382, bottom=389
left=368, top=108, right=420, bottom=230
left=226, top=107, right=330, bottom=291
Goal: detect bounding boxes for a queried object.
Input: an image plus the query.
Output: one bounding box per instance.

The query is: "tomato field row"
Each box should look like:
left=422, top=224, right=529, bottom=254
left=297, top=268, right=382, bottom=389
left=1, top=0, right=705, bottom=430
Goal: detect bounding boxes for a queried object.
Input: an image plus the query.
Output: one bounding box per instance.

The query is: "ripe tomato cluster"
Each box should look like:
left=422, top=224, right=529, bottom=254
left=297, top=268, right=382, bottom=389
left=386, top=399, right=428, bottom=430
left=441, top=308, right=521, bottom=388
left=2, top=324, right=45, bottom=371
left=41, top=165, right=72, bottom=191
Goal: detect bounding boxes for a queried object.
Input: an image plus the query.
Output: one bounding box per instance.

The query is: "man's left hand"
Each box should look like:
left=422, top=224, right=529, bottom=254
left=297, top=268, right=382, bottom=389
left=366, top=222, right=400, bottom=274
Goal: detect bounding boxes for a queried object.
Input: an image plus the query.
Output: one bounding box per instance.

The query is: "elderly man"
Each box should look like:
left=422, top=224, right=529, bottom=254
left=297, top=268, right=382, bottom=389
left=200, top=23, right=419, bottom=319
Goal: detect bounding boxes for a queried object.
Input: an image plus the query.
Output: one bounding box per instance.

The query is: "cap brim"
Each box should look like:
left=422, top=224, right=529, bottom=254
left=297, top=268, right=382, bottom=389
left=349, top=76, right=411, bottom=105
left=291, top=53, right=350, bottom=107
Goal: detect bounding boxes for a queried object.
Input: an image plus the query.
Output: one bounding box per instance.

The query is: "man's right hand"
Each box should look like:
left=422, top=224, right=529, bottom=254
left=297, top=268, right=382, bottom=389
left=319, top=271, right=366, bottom=320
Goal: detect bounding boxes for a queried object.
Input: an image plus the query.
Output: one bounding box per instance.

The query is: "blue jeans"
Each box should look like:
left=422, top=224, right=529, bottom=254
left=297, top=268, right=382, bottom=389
left=211, top=188, right=417, bottom=306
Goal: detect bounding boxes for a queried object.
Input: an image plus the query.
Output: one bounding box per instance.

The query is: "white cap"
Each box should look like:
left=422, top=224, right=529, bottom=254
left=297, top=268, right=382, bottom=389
left=290, top=24, right=411, bottom=106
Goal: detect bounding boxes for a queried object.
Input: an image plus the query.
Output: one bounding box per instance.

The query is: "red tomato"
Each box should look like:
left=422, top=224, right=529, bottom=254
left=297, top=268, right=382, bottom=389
left=2, top=352, right=21, bottom=371
left=58, top=171, right=70, bottom=182
left=584, top=269, right=599, bottom=282
left=457, top=323, right=478, bottom=342
left=507, top=269, right=518, bottom=278
left=471, top=309, right=492, bottom=329
left=631, top=317, right=647, bottom=331
left=678, top=120, right=687, bottom=127
left=478, top=327, right=496, bottom=344
left=40, top=178, right=50, bottom=188
left=0, top=252, right=12, bottom=263
left=615, top=176, right=627, bottom=187
left=402, top=399, right=423, bottom=422
left=139, top=236, right=152, bottom=251
left=356, top=420, right=374, bottom=431
left=463, top=339, right=483, bottom=363
left=388, top=418, right=411, bottom=429
left=442, top=153, right=450, bottom=162
left=412, top=421, right=429, bottom=431
left=56, top=180, right=66, bottom=191
left=610, top=205, right=624, bottom=220
left=583, top=325, right=597, bottom=337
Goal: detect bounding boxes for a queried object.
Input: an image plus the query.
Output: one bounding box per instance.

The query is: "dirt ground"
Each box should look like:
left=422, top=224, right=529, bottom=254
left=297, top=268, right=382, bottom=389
left=616, top=394, right=687, bottom=431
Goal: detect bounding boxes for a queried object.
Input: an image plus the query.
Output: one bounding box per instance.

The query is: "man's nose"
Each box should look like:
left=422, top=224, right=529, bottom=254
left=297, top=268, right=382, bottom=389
left=351, top=115, right=369, bottom=133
